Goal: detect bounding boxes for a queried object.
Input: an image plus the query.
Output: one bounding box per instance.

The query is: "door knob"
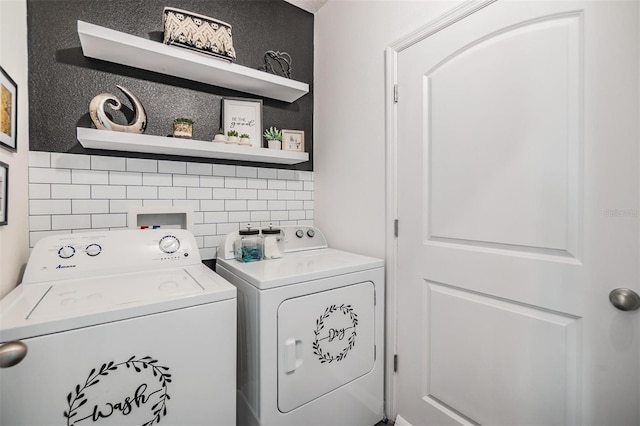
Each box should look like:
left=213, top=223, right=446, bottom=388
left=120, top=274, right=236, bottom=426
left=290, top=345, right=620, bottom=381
left=0, top=341, right=28, bottom=368
left=609, top=288, right=640, bottom=311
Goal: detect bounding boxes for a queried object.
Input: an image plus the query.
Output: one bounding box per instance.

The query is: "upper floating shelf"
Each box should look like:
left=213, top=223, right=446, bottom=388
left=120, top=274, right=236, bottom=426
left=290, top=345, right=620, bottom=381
left=77, top=21, right=309, bottom=103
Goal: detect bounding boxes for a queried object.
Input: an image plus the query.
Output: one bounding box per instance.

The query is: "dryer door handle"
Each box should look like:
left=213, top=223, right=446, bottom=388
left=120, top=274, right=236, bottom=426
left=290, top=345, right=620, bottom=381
left=283, top=338, right=303, bottom=373
left=0, top=341, right=28, bottom=368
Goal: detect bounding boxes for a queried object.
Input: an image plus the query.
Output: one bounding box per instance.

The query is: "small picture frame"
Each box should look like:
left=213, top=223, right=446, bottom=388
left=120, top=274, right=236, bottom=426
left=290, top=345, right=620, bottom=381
left=222, top=97, right=263, bottom=148
left=0, top=161, right=8, bottom=226
left=0, top=66, right=18, bottom=152
left=281, top=130, right=305, bottom=152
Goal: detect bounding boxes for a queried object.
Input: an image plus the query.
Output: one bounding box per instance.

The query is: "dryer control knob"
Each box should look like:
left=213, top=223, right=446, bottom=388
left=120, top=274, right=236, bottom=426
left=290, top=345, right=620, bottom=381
left=295, top=229, right=304, bottom=238
left=307, top=229, right=315, bottom=238
left=85, top=243, right=102, bottom=257
left=58, top=246, right=75, bottom=259
left=159, top=235, right=180, bottom=254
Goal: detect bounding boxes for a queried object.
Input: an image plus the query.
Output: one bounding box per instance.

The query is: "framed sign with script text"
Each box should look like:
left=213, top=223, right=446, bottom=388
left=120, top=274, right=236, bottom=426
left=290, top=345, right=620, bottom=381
left=222, top=98, right=263, bottom=148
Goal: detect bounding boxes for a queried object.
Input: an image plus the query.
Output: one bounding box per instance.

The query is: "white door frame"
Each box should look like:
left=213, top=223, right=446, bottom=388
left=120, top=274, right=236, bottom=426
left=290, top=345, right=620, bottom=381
left=383, top=1, right=497, bottom=421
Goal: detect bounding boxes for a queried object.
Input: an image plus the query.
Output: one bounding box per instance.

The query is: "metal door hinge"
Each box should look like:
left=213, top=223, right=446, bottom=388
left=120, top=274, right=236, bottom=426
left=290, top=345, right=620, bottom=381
left=394, top=354, right=398, bottom=372
left=394, top=219, right=398, bottom=237
left=374, top=345, right=377, bottom=361
left=394, top=84, right=398, bottom=103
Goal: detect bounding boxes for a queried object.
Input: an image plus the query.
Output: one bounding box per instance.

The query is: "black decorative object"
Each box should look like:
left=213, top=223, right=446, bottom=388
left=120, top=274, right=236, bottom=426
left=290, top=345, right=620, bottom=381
left=0, top=161, right=7, bottom=226
left=260, top=50, right=292, bottom=79
left=312, top=304, right=358, bottom=363
left=63, top=356, right=172, bottom=426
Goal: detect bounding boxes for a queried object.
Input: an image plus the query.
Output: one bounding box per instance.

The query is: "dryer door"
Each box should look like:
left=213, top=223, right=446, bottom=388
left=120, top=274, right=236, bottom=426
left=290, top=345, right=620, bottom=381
left=277, top=281, right=375, bottom=412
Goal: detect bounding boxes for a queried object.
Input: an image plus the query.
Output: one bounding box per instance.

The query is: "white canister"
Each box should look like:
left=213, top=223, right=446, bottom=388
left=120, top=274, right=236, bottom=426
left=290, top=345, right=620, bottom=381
left=262, top=226, right=284, bottom=259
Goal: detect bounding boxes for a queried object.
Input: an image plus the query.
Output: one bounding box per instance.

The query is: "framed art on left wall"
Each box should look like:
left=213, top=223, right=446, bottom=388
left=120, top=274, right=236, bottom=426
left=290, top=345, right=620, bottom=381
left=0, top=66, right=17, bottom=152
left=0, top=161, right=8, bottom=226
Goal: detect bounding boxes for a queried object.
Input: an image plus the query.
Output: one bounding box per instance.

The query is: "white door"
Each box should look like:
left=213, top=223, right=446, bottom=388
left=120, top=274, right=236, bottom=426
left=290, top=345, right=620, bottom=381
left=395, top=1, right=639, bottom=425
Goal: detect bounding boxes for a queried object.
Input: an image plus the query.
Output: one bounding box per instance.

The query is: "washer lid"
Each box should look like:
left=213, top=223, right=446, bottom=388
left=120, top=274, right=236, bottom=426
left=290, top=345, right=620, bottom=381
left=0, top=264, right=236, bottom=342
left=217, top=248, right=384, bottom=290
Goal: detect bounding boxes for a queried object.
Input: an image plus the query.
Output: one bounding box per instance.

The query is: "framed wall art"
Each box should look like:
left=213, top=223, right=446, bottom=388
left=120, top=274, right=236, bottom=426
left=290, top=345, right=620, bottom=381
left=0, top=161, right=8, bottom=226
left=282, top=130, right=304, bottom=152
left=222, top=98, right=263, bottom=148
left=0, top=66, right=17, bottom=152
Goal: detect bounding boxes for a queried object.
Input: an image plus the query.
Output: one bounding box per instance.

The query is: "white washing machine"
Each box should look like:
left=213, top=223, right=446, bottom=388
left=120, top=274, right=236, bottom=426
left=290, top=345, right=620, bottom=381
left=0, top=229, right=236, bottom=426
left=216, top=225, right=384, bottom=426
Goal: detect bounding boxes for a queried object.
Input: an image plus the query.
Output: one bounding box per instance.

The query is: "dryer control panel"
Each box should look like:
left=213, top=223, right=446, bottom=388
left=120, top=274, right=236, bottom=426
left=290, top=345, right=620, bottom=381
left=23, top=229, right=201, bottom=284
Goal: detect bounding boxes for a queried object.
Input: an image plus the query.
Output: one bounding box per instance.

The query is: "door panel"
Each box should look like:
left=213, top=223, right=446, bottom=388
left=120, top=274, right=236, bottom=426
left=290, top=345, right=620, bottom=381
left=395, top=1, right=639, bottom=425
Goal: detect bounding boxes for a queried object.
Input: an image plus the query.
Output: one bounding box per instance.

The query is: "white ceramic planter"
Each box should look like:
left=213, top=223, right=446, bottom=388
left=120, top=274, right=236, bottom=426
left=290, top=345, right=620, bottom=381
left=227, top=136, right=240, bottom=144
left=268, top=140, right=281, bottom=150
left=213, top=134, right=227, bottom=142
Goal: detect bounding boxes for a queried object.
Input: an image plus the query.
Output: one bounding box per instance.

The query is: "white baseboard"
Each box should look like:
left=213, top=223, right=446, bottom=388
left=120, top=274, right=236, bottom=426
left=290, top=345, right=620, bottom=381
left=395, top=414, right=413, bottom=426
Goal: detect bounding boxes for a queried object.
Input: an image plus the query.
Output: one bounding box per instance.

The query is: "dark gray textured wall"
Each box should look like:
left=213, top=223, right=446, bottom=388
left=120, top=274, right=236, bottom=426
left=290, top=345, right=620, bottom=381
left=27, top=0, right=314, bottom=171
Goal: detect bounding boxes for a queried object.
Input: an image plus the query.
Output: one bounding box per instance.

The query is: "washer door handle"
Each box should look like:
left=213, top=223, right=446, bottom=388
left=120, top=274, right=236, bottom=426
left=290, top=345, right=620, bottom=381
left=0, top=341, right=28, bottom=368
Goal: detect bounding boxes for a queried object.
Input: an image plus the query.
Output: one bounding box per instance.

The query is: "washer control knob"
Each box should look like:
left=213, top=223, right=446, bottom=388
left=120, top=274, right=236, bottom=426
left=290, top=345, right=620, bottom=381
left=85, top=243, right=102, bottom=257
left=307, top=229, right=315, bottom=238
left=295, top=229, right=304, bottom=238
left=58, top=246, right=75, bottom=259
left=159, top=235, right=180, bottom=254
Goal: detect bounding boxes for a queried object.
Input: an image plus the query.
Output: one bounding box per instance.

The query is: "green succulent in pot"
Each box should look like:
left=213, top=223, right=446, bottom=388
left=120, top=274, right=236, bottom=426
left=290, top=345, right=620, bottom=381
left=227, top=130, right=239, bottom=137
left=240, top=133, right=250, bottom=139
left=263, top=127, right=282, bottom=141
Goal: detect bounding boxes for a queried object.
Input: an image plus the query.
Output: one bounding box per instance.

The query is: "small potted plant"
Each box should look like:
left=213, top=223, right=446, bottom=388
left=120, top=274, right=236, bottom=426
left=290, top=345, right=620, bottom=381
left=226, top=130, right=239, bottom=144
left=173, top=118, right=193, bottom=139
left=213, top=128, right=226, bottom=142
left=239, top=133, right=251, bottom=146
left=263, top=127, right=282, bottom=149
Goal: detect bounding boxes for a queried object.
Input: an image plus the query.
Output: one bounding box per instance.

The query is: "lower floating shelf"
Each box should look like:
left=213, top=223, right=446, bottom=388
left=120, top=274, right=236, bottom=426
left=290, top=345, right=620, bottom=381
left=77, top=128, right=309, bottom=165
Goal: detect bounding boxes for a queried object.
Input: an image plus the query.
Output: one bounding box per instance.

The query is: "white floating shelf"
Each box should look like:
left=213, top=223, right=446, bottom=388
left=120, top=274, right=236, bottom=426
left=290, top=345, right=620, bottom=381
left=77, top=128, right=309, bottom=165
left=77, top=21, right=309, bottom=103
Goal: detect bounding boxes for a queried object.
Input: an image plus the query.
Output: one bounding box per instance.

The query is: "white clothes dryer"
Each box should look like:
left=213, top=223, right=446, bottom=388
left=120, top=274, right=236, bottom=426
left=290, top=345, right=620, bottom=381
left=0, top=229, right=236, bottom=426
left=216, top=225, right=384, bottom=426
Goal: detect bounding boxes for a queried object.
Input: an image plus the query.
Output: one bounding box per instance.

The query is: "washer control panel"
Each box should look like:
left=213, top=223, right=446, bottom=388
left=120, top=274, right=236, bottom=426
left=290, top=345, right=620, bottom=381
left=23, top=229, right=200, bottom=284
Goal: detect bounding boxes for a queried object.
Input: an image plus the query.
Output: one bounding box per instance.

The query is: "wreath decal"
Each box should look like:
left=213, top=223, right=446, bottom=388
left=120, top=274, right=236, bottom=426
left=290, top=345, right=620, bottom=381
left=63, top=355, right=171, bottom=426
left=312, top=304, right=358, bottom=363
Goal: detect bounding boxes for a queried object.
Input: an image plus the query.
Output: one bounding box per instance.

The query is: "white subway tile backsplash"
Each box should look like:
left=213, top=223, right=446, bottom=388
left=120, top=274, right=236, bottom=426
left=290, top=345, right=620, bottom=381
left=127, top=186, right=158, bottom=199
left=199, top=247, right=218, bottom=260
left=92, top=213, right=127, bottom=228
left=258, top=189, right=278, bottom=200
left=200, top=176, right=225, bottom=188
left=247, top=179, right=268, bottom=189
left=159, top=186, right=186, bottom=199
left=257, top=168, right=277, bottom=179
left=250, top=211, right=270, bottom=222
left=200, top=200, right=225, bottom=211
left=30, top=199, right=71, bottom=215
left=277, top=169, right=296, bottom=180
left=110, top=199, right=142, bottom=213
left=126, top=158, right=157, bottom=173
left=268, top=200, right=287, bottom=210
left=110, top=171, right=143, bottom=185
left=268, top=179, right=286, bottom=190
left=187, top=162, right=213, bottom=175
left=73, top=199, right=109, bottom=214
left=143, top=173, right=172, bottom=186
left=236, top=189, right=257, bottom=200
left=204, top=211, right=228, bottom=223
left=248, top=200, right=268, bottom=210
left=236, top=166, right=257, bottom=178
left=29, top=215, right=51, bottom=231
left=30, top=230, right=67, bottom=247
left=52, top=153, right=90, bottom=169
left=187, top=187, right=213, bottom=199
left=92, top=185, right=126, bottom=199
left=228, top=211, right=250, bottom=223
left=213, top=164, right=236, bottom=177
left=91, top=156, right=126, bottom=171
left=212, top=188, right=236, bottom=199
left=72, top=169, right=109, bottom=185
left=30, top=167, right=71, bottom=184
left=52, top=214, right=91, bottom=230
left=27, top=154, right=314, bottom=257
left=29, top=184, right=51, bottom=199
left=225, top=177, right=247, bottom=188
left=158, top=160, right=186, bottom=174
left=173, top=174, right=200, bottom=187
left=143, top=200, right=173, bottom=207
left=51, top=184, right=91, bottom=199
left=29, top=151, right=51, bottom=168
